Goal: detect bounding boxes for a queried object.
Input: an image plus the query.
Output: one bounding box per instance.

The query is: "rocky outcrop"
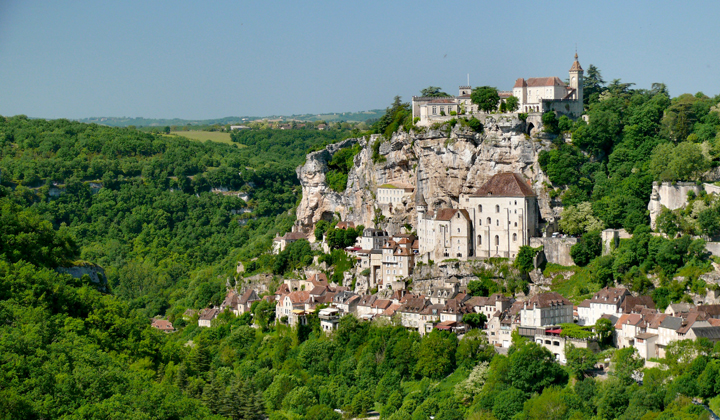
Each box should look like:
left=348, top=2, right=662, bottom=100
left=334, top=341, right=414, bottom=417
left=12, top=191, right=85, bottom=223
left=294, top=115, right=557, bottom=236
left=56, top=263, right=108, bottom=292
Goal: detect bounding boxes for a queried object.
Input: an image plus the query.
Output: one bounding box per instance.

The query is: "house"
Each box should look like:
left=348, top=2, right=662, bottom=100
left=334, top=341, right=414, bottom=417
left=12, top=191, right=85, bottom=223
left=198, top=307, right=220, bottom=327
left=272, top=231, right=307, bottom=254
left=577, top=287, right=631, bottom=326
left=381, top=239, right=416, bottom=288
left=520, top=292, right=573, bottom=327
left=686, top=326, right=720, bottom=342
left=151, top=319, right=174, bottom=333
left=319, top=307, right=341, bottom=333
left=360, top=228, right=390, bottom=250
left=693, top=304, right=720, bottom=319
left=416, top=205, right=472, bottom=261
left=665, top=302, right=693, bottom=316
left=517, top=325, right=599, bottom=363
left=275, top=291, right=311, bottom=326
left=377, top=183, right=415, bottom=205
left=237, top=289, right=261, bottom=314
left=333, top=291, right=360, bottom=314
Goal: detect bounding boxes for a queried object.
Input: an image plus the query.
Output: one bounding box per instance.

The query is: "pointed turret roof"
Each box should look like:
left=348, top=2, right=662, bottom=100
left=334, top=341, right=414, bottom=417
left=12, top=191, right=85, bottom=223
left=570, top=52, right=583, bottom=72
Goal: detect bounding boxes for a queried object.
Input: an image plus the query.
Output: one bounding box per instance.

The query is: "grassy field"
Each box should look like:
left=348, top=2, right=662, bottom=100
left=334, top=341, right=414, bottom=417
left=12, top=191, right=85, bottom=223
left=170, top=130, right=235, bottom=145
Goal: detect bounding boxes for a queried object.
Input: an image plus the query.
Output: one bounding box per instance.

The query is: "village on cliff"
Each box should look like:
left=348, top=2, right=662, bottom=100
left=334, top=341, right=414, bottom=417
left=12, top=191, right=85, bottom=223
left=169, top=54, right=720, bottom=367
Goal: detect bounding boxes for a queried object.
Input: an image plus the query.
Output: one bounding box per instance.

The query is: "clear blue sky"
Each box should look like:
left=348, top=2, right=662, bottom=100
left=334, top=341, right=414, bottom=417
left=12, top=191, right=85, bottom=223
left=2, top=1, right=719, bottom=120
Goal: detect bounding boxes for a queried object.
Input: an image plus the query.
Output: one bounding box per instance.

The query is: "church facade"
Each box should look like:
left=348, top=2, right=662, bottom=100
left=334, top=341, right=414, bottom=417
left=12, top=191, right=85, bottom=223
left=417, top=173, right=540, bottom=262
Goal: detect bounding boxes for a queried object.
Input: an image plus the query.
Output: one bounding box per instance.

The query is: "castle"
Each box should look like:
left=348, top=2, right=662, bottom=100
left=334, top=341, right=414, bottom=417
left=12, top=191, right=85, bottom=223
left=417, top=172, right=540, bottom=261
left=411, top=54, right=584, bottom=126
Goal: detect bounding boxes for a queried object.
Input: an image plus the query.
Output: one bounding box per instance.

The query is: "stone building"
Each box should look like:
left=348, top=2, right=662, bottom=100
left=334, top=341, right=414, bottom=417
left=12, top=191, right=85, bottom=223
left=377, top=183, right=414, bottom=205
left=512, top=53, right=584, bottom=117
left=461, top=172, right=539, bottom=259
left=417, top=172, right=539, bottom=261
left=519, top=292, right=573, bottom=327
left=411, top=54, right=584, bottom=126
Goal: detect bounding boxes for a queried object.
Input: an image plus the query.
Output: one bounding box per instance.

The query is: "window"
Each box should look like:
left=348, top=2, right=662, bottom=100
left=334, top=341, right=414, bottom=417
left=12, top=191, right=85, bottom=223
left=478, top=235, right=482, bottom=245
left=513, top=233, right=517, bottom=242
left=487, top=217, right=491, bottom=225
left=457, top=228, right=460, bottom=233
left=514, top=200, right=517, bottom=205
left=479, top=219, right=482, bottom=226
left=496, top=219, right=499, bottom=226
left=495, top=205, right=500, bottom=213
left=495, top=235, right=499, bottom=246
left=479, top=205, right=483, bottom=212
left=432, top=106, right=437, bottom=114
left=514, top=222, right=517, bottom=227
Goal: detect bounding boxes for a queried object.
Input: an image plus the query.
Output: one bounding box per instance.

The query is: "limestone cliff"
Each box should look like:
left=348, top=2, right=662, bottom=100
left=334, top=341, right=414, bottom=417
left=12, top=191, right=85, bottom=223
left=294, top=116, right=557, bottom=236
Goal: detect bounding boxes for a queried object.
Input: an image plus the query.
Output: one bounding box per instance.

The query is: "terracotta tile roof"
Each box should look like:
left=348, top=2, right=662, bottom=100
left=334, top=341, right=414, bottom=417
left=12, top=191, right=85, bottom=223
left=394, top=247, right=413, bottom=256
left=636, top=332, right=657, bottom=340
left=336, top=221, right=355, bottom=229
left=401, top=297, right=429, bottom=313
left=472, top=173, right=536, bottom=197
left=282, top=232, right=306, bottom=241
left=435, top=208, right=471, bottom=221
left=615, top=314, right=630, bottom=330
left=526, top=77, right=566, bottom=87
left=151, top=319, right=174, bottom=331
left=358, top=294, right=377, bottom=307
left=621, top=295, right=655, bottom=313
left=578, top=299, right=591, bottom=308
left=420, top=303, right=445, bottom=315
left=678, top=312, right=706, bottom=334
left=309, top=286, right=328, bottom=296
left=513, top=78, right=527, bottom=88
left=199, top=308, right=220, bottom=321
left=222, top=290, right=240, bottom=307
left=525, top=292, right=571, bottom=309
left=412, top=240, right=419, bottom=249
left=708, top=319, right=720, bottom=327
left=647, top=313, right=668, bottom=329
left=693, top=304, right=720, bottom=317
left=275, top=284, right=290, bottom=295
left=285, top=291, right=310, bottom=304
left=372, top=299, right=392, bottom=310
left=239, top=289, right=259, bottom=304
left=589, top=287, right=629, bottom=304
left=382, top=303, right=402, bottom=317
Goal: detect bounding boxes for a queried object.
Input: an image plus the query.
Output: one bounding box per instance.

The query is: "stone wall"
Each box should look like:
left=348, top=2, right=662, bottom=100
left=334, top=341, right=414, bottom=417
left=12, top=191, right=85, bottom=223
left=530, top=237, right=577, bottom=266
left=648, top=182, right=702, bottom=229
left=602, top=228, right=632, bottom=256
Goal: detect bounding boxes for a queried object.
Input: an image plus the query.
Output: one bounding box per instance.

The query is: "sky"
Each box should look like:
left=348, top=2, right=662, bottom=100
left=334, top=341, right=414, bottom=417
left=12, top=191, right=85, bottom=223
left=1, top=0, right=720, bottom=120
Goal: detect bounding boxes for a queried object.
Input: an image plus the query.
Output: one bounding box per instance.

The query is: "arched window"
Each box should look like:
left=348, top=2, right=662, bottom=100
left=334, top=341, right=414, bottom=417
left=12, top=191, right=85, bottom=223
left=487, top=217, right=491, bottom=225
left=514, top=200, right=517, bottom=205
left=495, top=205, right=500, bottom=213
left=495, top=235, right=499, bottom=246
left=496, top=219, right=499, bottom=226
left=513, top=233, right=517, bottom=242
left=478, top=235, right=482, bottom=245
left=514, top=222, right=517, bottom=227
left=479, top=205, right=483, bottom=212
left=479, top=219, right=482, bottom=226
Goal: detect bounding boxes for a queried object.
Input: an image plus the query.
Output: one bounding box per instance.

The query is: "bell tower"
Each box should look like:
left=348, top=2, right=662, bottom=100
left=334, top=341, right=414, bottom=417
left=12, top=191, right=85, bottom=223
left=569, top=52, right=584, bottom=107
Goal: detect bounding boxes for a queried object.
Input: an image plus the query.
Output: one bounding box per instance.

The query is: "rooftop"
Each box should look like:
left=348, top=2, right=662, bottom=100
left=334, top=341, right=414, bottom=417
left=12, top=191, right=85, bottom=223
left=471, top=173, right=536, bottom=197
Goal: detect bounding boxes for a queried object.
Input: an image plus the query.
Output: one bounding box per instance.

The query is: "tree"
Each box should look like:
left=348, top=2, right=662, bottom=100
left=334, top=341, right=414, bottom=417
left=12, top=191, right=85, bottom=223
left=583, top=64, right=606, bottom=105
left=492, top=387, right=526, bottom=420
left=514, top=245, right=542, bottom=273
left=456, top=329, right=493, bottom=367
left=559, top=202, right=605, bottom=235
left=565, top=344, right=598, bottom=379
left=542, top=112, right=560, bottom=134
left=420, top=86, right=451, bottom=98
left=611, top=347, right=644, bottom=385
left=414, top=330, right=457, bottom=379
left=507, top=342, right=568, bottom=394
left=462, top=313, right=488, bottom=330
left=471, top=87, right=500, bottom=113
left=570, top=231, right=602, bottom=266
left=505, top=96, right=519, bottom=112
left=455, top=361, right=490, bottom=402
left=594, top=318, right=614, bottom=344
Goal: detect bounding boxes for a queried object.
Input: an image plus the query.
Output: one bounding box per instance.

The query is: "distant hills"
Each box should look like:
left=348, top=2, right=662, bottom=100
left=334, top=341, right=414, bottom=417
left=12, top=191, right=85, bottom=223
left=76, top=109, right=385, bottom=127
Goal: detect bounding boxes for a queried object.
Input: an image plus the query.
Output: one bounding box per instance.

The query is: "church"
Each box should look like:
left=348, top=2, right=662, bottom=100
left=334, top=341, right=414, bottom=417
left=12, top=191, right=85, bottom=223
left=417, top=173, right=540, bottom=262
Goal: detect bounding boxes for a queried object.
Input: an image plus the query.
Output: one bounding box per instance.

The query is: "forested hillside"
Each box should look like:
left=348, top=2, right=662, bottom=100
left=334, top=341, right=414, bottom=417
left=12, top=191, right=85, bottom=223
left=537, top=78, right=720, bottom=306
left=0, top=116, right=350, bottom=318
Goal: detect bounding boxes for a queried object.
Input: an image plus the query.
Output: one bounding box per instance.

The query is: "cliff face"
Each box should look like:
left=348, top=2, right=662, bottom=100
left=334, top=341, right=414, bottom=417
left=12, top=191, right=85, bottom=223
left=294, top=116, right=557, bottom=235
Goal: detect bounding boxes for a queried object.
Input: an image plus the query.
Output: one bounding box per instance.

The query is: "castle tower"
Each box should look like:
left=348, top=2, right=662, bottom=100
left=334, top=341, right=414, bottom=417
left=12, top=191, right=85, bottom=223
left=415, top=189, right=427, bottom=219
left=569, top=52, right=584, bottom=107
